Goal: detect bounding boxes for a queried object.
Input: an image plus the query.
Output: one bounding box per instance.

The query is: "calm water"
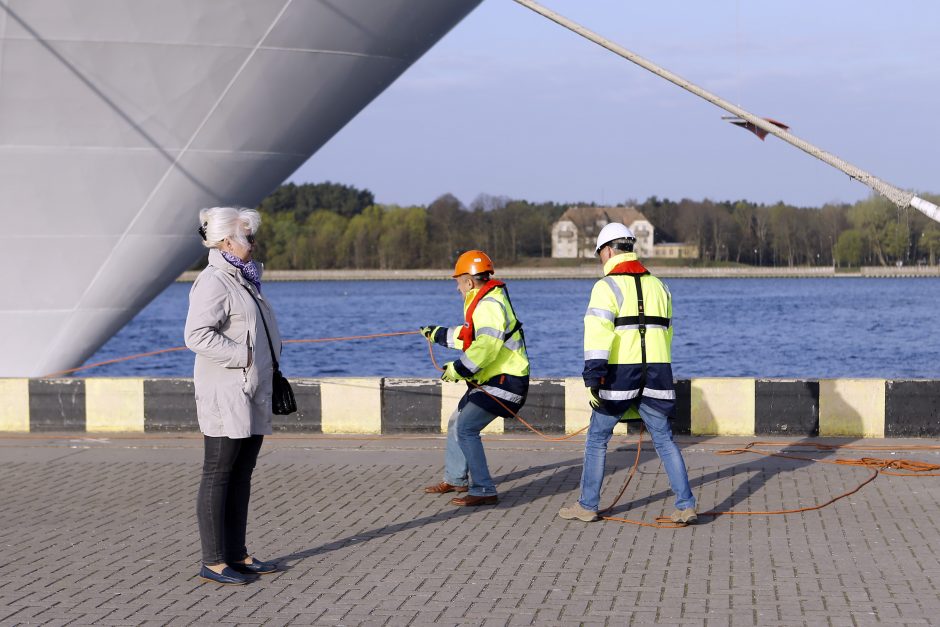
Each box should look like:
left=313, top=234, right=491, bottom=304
left=82, top=278, right=940, bottom=379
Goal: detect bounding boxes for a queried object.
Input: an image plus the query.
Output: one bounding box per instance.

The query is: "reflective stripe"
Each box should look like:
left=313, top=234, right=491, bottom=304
left=476, top=326, right=505, bottom=341
left=471, top=385, right=524, bottom=405
left=615, top=324, right=669, bottom=331
left=642, top=388, right=676, bottom=400
left=595, top=388, right=675, bottom=400
left=459, top=352, right=481, bottom=374
left=477, top=294, right=523, bottom=351
left=585, top=307, right=615, bottom=322
left=446, top=327, right=457, bottom=349
left=599, top=389, right=640, bottom=400
left=503, top=338, right=523, bottom=351
left=584, top=350, right=610, bottom=361
left=481, top=296, right=508, bottom=323
left=602, top=277, right=624, bottom=310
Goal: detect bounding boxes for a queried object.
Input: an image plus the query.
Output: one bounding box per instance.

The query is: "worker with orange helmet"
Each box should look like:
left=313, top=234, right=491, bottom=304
left=420, top=250, right=530, bottom=506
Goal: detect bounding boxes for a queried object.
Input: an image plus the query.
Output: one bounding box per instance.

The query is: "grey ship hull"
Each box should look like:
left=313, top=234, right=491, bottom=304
left=2, top=0, right=481, bottom=377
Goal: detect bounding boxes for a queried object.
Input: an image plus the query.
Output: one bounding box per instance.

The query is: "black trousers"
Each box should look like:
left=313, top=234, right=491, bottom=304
left=196, top=434, right=264, bottom=565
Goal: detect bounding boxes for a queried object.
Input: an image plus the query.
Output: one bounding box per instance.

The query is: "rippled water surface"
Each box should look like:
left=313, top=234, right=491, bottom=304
left=84, top=278, right=940, bottom=379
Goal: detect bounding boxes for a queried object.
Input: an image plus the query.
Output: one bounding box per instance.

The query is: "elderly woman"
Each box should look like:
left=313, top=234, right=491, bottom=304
left=185, top=206, right=281, bottom=585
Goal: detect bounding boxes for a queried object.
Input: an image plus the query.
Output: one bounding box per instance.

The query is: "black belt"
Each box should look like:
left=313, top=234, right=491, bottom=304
left=501, top=285, right=526, bottom=351
left=614, top=315, right=670, bottom=327
left=633, top=275, right=648, bottom=398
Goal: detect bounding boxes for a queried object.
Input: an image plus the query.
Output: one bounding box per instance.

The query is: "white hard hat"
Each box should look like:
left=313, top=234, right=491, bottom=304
left=595, top=222, right=636, bottom=254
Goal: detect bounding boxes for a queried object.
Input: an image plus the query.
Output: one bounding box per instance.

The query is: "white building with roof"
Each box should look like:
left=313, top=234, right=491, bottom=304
left=551, top=206, right=697, bottom=259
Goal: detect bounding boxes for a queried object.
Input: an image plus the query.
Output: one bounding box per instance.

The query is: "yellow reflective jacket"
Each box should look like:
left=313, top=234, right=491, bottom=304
left=583, top=252, right=676, bottom=417
left=434, top=282, right=529, bottom=416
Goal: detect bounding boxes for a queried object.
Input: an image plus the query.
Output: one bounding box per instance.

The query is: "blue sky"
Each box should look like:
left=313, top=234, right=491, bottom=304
left=288, top=1, right=940, bottom=209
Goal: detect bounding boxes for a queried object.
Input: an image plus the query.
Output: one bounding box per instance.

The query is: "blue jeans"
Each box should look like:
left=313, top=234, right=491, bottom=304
left=443, top=403, right=499, bottom=496
left=443, top=408, right=469, bottom=488
left=578, top=403, right=695, bottom=512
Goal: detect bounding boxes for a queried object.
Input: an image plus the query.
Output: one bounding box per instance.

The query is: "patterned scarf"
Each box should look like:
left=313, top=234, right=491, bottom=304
left=221, top=250, right=262, bottom=292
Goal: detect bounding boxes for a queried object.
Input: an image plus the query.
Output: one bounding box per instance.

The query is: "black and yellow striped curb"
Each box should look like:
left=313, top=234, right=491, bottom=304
left=0, top=377, right=938, bottom=436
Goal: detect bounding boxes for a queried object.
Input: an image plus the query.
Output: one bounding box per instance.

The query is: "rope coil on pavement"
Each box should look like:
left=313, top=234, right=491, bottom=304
left=605, top=440, right=940, bottom=528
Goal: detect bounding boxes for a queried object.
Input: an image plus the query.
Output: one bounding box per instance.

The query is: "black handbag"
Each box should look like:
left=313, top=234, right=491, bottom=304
left=243, top=285, right=297, bottom=415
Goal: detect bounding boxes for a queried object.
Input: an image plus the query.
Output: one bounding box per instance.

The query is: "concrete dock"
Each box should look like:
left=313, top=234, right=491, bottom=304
left=2, top=433, right=939, bottom=625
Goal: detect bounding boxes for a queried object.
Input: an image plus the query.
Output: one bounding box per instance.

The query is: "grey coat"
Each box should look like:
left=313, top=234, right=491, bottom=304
left=184, top=248, right=282, bottom=438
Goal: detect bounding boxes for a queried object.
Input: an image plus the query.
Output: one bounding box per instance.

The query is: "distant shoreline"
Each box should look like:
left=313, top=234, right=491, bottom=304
left=176, top=265, right=940, bottom=282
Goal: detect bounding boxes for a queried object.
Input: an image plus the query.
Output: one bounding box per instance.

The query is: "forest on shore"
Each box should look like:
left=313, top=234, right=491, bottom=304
left=251, top=182, right=940, bottom=270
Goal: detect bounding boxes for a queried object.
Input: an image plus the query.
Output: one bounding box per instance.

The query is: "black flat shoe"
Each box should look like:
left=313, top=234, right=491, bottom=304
left=198, top=565, right=248, bottom=585
left=229, top=558, right=278, bottom=575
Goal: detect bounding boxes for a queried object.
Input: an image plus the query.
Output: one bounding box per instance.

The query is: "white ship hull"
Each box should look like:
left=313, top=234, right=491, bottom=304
left=2, top=0, right=481, bottom=377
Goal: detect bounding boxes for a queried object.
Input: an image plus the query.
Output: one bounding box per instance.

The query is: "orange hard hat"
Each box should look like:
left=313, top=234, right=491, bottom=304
left=452, top=250, right=495, bottom=277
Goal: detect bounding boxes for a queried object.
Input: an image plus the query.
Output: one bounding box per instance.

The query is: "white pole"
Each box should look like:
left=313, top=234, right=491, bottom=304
left=511, top=0, right=940, bottom=222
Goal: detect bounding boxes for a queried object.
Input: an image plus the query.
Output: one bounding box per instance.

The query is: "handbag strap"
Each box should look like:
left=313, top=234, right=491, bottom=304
left=241, top=284, right=279, bottom=371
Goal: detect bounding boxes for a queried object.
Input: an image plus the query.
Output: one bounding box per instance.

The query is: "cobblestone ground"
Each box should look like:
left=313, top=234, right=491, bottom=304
left=2, top=433, right=940, bottom=626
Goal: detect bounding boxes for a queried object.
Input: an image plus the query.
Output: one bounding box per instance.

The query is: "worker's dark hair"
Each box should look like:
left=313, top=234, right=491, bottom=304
left=607, top=237, right=635, bottom=253
left=471, top=272, right=491, bottom=284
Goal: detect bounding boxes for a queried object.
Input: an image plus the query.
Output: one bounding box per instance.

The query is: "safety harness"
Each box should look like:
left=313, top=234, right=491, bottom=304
left=606, top=259, right=668, bottom=398
left=457, top=279, right=524, bottom=352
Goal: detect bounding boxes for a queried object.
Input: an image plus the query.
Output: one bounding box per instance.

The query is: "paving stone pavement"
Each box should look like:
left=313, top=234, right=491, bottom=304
left=2, top=433, right=940, bottom=626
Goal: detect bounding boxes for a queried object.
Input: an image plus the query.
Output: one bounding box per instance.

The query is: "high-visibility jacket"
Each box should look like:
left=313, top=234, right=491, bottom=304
left=583, top=252, right=676, bottom=417
left=431, top=281, right=529, bottom=417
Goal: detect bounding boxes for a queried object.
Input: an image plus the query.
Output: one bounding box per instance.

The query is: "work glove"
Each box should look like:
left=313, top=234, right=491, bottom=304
left=441, top=362, right=463, bottom=383
left=421, top=325, right=447, bottom=346
left=588, top=386, right=602, bottom=409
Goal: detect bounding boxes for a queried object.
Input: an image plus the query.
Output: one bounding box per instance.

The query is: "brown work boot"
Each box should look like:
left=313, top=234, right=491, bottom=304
left=669, top=507, right=698, bottom=525
left=424, top=482, right=468, bottom=494
left=558, top=503, right=599, bottom=522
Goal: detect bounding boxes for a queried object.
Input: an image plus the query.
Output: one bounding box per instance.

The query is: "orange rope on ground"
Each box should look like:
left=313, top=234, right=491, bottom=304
left=718, top=440, right=940, bottom=453
left=596, top=426, right=691, bottom=528
left=598, top=439, right=940, bottom=529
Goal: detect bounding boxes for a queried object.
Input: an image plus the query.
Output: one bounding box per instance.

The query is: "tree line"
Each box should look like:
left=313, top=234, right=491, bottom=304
left=252, top=182, right=940, bottom=269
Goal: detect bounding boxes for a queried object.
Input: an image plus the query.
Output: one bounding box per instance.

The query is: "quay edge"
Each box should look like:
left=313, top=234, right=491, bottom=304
left=2, top=377, right=938, bottom=438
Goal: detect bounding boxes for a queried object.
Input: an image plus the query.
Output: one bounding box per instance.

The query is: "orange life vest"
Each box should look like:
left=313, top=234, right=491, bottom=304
left=607, top=259, right=648, bottom=275
left=456, top=279, right=505, bottom=351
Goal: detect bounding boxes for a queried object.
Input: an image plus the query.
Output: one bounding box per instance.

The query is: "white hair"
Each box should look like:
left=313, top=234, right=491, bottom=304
left=198, top=207, right=261, bottom=249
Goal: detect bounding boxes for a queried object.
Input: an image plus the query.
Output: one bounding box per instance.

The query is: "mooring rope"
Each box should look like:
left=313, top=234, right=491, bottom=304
left=40, top=331, right=421, bottom=378
left=510, top=0, right=940, bottom=222
left=45, top=328, right=940, bottom=529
